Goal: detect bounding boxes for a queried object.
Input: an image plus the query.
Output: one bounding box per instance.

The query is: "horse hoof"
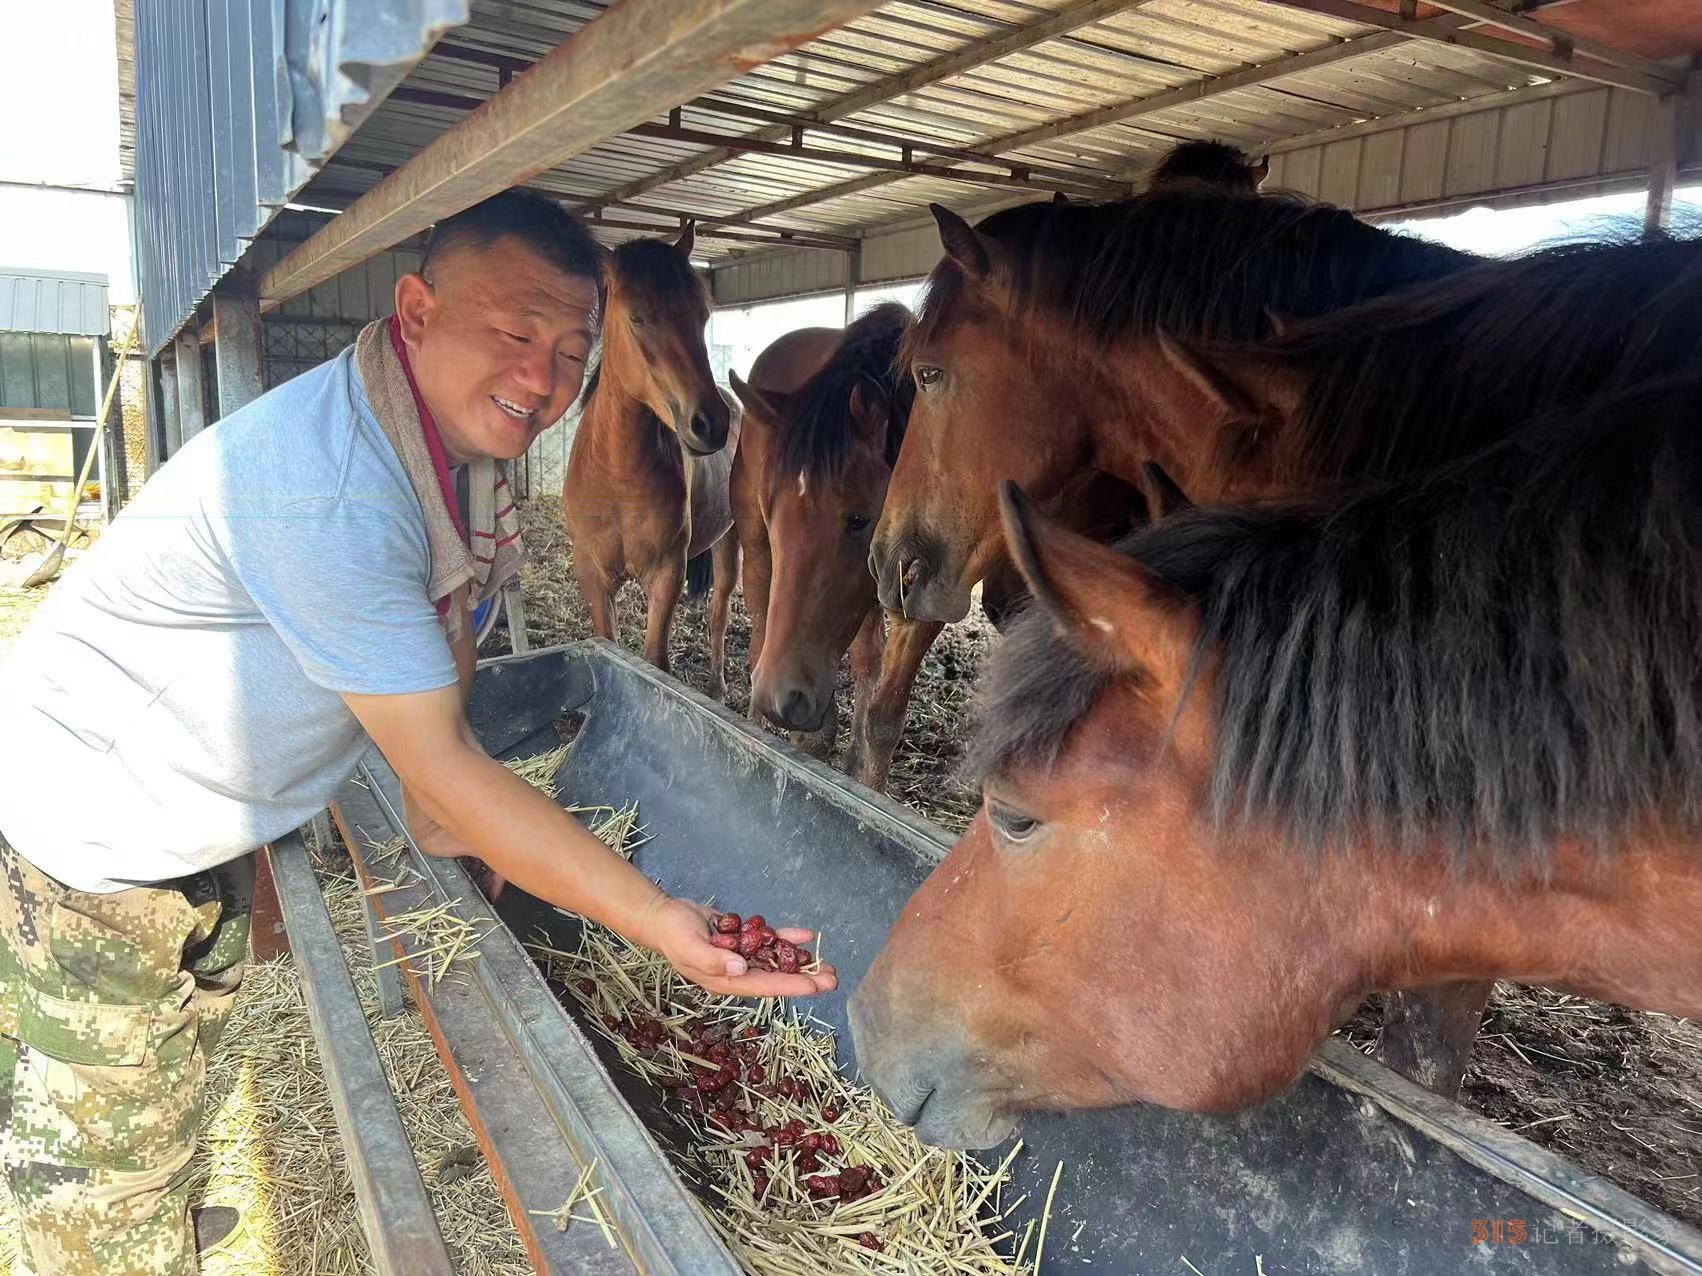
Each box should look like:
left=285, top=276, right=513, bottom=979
left=707, top=679, right=726, bottom=703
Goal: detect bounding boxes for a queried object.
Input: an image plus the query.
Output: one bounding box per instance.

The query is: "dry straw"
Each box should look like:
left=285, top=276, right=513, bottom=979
left=514, top=749, right=1064, bottom=1274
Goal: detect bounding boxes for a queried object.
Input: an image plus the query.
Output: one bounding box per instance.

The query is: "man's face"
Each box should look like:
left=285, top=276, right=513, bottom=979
left=394, top=234, right=600, bottom=463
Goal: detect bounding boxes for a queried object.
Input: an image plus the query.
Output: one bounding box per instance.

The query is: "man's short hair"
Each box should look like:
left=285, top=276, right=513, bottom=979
left=422, top=190, right=604, bottom=285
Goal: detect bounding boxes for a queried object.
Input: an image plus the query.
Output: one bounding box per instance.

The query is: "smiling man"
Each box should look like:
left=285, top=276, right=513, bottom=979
left=0, top=191, right=835, bottom=1276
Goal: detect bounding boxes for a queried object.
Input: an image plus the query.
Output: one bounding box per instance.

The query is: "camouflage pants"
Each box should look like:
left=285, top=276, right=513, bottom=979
left=0, top=837, right=252, bottom=1276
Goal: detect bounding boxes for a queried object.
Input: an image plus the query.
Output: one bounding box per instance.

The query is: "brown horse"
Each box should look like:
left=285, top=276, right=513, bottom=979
left=563, top=227, right=740, bottom=696
left=734, top=307, right=1150, bottom=785
left=725, top=323, right=874, bottom=757
left=870, top=191, right=1476, bottom=624
left=852, top=375, right=1702, bottom=1147
left=729, top=304, right=912, bottom=756
left=868, top=195, right=1701, bottom=1094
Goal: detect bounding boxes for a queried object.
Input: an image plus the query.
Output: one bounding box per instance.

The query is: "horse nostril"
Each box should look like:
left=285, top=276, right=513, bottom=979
left=780, top=689, right=813, bottom=728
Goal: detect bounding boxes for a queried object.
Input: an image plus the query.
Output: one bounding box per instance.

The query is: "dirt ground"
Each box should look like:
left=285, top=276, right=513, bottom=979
left=508, top=497, right=1702, bottom=1230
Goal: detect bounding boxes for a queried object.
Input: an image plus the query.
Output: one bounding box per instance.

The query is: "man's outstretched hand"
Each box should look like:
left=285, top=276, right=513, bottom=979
left=638, top=897, right=838, bottom=998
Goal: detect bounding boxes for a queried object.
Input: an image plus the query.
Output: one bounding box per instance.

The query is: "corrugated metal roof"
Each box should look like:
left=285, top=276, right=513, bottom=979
left=0, top=270, right=111, bottom=337
left=137, top=0, right=1695, bottom=322
left=275, top=0, right=1690, bottom=274
left=133, top=0, right=469, bottom=355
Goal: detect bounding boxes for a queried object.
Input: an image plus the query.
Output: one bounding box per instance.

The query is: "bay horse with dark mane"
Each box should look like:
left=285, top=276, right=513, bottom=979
left=733, top=306, right=1148, bottom=776
left=852, top=375, right=1702, bottom=1147
left=563, top=227, right=740, bottom=697
left=729, top=304, right=912, bottom=757
left=869, top=189, right=1702, bottom=1093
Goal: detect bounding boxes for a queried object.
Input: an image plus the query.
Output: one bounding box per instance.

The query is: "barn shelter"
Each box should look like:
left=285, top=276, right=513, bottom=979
left=126, top=2, right=1702, bottom=1273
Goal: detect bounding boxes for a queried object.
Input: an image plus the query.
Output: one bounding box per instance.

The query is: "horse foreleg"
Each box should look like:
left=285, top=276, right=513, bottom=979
left=1375, top=981, right=1492, bottom=1097
left=736, top=513, right=773, bottom=718
left=574, top=558, right=620, bottom=645
left=706, top=533, right=740, bottom=702
left=847, top=615, right=942, bottom=793
left=844, top=605, right=887, bottom=751
left=643, top=556, right=686, bottom=675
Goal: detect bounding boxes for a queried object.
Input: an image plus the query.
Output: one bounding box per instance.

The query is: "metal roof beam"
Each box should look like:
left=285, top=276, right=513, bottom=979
left=1262, top=0, right=1682, bottom=95
left=255, top=0, right=886, bottom=310
left=383, top=85, right=1123, bottom=195
left=317, top=152, right=857, bottom=248
left=584, top=214, right=854, bottom=251
left=1420, top=0, right=1683, bottom=87
left=1259, top=75, right=1594, bottom=156
left=626, top=121, right=1119, bottom=197
left=680, top=98, right=1126, bottom=191
left=735, top=28, right=1417, bottom=223
left=579, top=0, right=1164, bottom=214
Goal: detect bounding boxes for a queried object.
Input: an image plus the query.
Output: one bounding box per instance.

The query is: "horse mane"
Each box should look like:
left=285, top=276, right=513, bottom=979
left=773, top=302, right=915, bottom=481
left=610, top=235, right=709, bottom=308
left=1234, top=224, right=1702, bottom=482
left=970, top=375, right=1702, bottom=866
left=575, top=234, right=710, bottom=432
left=1146, top=140, right=1263, bottom=194
left=903, top=191, right=1476, bottom=370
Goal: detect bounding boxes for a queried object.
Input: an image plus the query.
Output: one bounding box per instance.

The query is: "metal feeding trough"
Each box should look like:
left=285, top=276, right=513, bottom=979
left=327, top=640, right=1702, bottom=1275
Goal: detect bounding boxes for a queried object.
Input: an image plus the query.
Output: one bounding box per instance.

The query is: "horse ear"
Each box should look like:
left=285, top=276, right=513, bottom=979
left=848, top=374, right=890, bottom=442
left=1140, top=461, right=1191, bottom=521
left=1155, top=330, right=1263, bottom=422
left=728, top=371, right=789, bottom=433
left=1263, top=307, right=1294, bottom=339
left=1052, top=190, right=1070, bottom=206
left=999, top=481, right=1194, bottom=684
left=1251, top=155, right=1270, bottom=186
left=675, top=221, right=696, bottom=259
left=930, top=203, right=996, bottom=280
left=1159, top=329, right=1308, bottom=433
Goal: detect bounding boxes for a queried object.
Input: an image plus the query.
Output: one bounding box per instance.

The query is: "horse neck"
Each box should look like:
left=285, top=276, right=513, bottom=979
left=1371, top=835, right=1702, bottom=1021
left=580, top=355, right=677, bottom=478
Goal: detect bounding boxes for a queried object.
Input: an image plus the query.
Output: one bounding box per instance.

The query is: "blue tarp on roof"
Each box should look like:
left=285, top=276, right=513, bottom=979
left=134, top=0, right=468, bottom=356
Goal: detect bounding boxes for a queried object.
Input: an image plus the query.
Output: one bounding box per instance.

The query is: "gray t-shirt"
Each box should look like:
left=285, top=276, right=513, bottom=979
left=0, top=347, right=458, bottom=891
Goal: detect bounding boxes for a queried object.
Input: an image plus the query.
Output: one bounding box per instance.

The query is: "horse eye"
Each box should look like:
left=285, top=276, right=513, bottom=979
left=989, top=802, right=1040, bottom=843
left=630, top=313, right=651, bottom=327
left=915, top=365, right=943, bottom=389
left=845, top=512, right=871, bottom=535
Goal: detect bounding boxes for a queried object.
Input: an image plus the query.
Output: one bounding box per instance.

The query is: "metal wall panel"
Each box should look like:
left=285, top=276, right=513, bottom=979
left=1549, top=89, right=1611, bottom=181
left=1358, top=130, right=1404, bottom=209
left=1260, top=82, right=1700, bottom=221
left=1319, top=137, right=1362, bottom=208
left=0, top=271, right=111, bottom=337
left=1398, top=119, right=1451, bottom=205
left=1496, top=98, right=1553, bottom=190
left=135, top=0, right=468, bottom=356
left=1444, top=109, right=1500, bottom=197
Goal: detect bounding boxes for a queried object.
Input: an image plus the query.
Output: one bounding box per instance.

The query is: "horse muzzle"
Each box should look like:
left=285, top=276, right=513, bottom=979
left=871, top=540, right=973, bottom=623
left=848, top=987, right=1017, bottom=1150
left=751, top=674, right=831, bottom=735
left=680, top=400, right=731, bottom=457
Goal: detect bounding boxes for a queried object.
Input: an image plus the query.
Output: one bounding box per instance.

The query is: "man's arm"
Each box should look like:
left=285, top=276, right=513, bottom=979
left=345, top=682, right=837, bottom=999
left=402, top=592, right=478, bottom=859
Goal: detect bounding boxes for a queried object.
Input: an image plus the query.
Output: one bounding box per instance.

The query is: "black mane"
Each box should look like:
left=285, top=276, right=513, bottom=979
left=611, top=234, right=708, bottom=307
left=774, top=302, right=915, bottom=481
left=1246, top=225, right=1702, bottom=482
left=577, top=234, right=709, bottom=423
left=971, top=376, right=1702, bottom=865
left=903, top=190, right=1475, bottom=363
left=1146, top=140, right=1263, bottom=194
